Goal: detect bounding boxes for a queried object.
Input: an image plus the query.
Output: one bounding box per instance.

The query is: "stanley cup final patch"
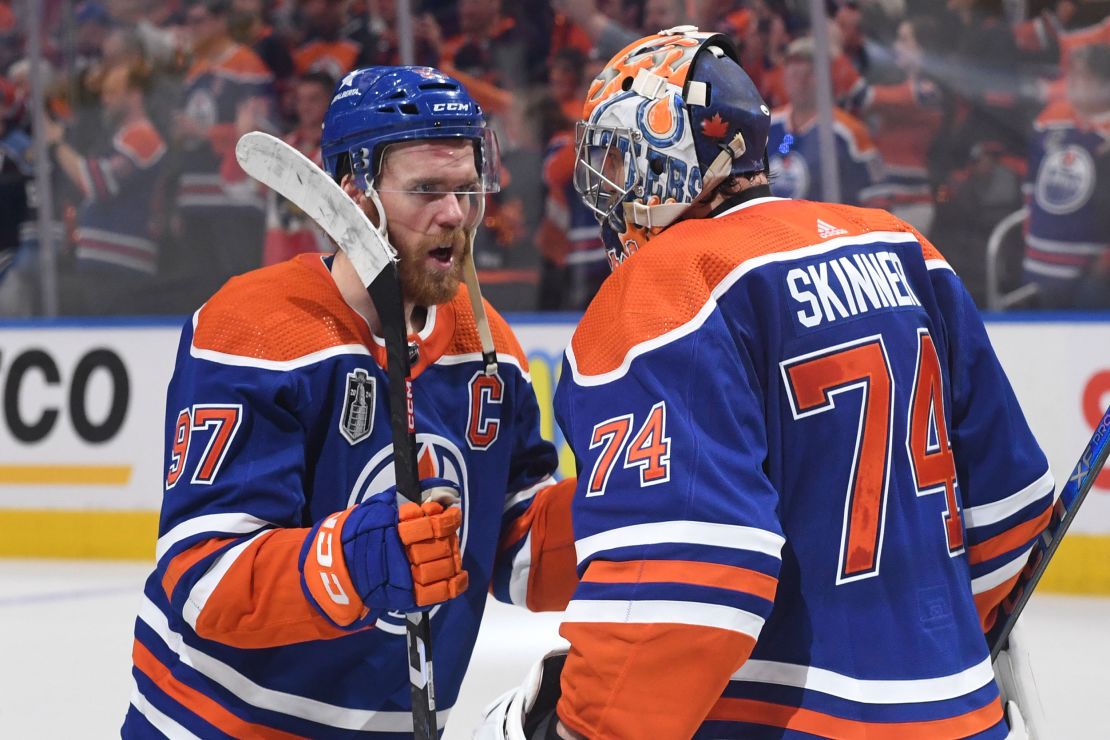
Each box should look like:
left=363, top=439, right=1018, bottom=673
left=340, top=368, right=376, bottom=444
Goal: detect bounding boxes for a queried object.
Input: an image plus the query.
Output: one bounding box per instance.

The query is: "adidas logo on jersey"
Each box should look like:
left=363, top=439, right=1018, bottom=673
left=817, top=219, right=848, bottom=239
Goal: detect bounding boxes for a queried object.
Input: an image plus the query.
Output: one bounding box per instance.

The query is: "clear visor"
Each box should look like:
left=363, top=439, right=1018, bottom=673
left=352, top=126, right=501, bottom=196
left=574, top=121, right=640, bottom=233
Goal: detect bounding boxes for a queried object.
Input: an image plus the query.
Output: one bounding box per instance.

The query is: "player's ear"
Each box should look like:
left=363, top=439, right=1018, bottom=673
left=340, top=174, right=382, bottom=227
left=339, top=173, right=359, bottom=198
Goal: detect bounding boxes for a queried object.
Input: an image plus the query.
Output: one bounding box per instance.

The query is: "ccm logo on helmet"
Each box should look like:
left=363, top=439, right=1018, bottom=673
left=432, top=102, right=470, bottom=112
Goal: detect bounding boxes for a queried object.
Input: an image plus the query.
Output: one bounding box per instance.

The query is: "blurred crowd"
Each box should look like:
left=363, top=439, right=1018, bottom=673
left=0, top=0, right=1107, bottom=317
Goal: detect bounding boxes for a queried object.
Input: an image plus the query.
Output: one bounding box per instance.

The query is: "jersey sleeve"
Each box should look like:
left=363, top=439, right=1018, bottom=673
left=76, top=124, right=165, bottom=203
left=932, top=267, right=1055, bottom=631
left=153, top=318, right=355, bottom=649
left=491, top=368, right=578, bottom=612
left=553, top=311, right=785, bottom=739
left=836, top=112, right=884, bottom=207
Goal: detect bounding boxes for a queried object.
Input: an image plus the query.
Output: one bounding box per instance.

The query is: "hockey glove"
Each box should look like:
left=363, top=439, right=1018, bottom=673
left=301, top=478, right=468, bottom=628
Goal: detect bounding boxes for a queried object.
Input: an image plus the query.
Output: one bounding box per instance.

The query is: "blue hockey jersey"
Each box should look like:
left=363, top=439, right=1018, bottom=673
left=553, top=195, right=1053, bottom=739
left=1023, top=99, right=1110, bottom=303
left=123, top=253, right=576, bottom=738
left=768, top=106, right=885, bottom=207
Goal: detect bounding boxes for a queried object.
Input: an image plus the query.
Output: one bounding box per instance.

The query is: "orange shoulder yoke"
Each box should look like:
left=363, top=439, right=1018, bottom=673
left=571, top=200, right=940, bottom=377
left=193, top=254, right=370, bottom=362
left=443, top=286, right=529, bottom=371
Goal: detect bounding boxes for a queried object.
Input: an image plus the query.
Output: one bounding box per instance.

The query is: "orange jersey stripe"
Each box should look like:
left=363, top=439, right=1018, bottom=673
left=967, top=507, right=1052, bottom=566
left=570, top=201, right=943, bottom=378
left=514, top=479, right=577, bottom=612
left=558, top=622, right=756, bottom=739
left=707, top=696, right=1003, bottom=739
left=161, top=537, right=236, bottom=602
left=710, top=696, right=1007, bottom=736
left=582, top=559, right=778, bottom=602
left=974, top=573, right=1023, bottom=632
left=192, top=528, right=355, bottom=647
left=132, top=639, right=303, bottom=740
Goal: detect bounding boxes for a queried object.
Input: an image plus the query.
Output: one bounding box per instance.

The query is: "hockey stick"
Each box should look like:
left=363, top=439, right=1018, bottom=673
left=987, top=403, right=1110, bottom=659
left=235, top=131, right=438, bottom=740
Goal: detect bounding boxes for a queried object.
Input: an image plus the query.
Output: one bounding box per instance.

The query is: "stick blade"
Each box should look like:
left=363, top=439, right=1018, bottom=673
left=235, top=131, right=394, bottom=288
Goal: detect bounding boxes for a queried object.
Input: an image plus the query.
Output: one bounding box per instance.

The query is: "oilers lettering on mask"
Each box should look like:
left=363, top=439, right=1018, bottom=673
left=643, top=150, right=702, bottom=204
left=595, top=128, right=643, bottom=193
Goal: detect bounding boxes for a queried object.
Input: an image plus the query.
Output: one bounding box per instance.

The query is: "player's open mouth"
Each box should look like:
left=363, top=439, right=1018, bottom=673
left=429, top=246, right=454, bottom=265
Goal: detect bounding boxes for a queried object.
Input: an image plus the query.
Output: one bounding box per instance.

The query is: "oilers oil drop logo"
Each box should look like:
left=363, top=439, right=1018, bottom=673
left=348, top=433, right=470, bottom=634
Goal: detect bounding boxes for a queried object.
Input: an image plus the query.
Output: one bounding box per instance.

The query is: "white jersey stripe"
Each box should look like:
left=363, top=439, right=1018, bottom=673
left=435, top=351, right=531, bottom=384
left=730, top=656, right=995, bottom=704
left=191, top=339, right=373, bottom=371
left=508, top=531, right=534, bottom=607
left=155, top=513, right=273, bottom=562
left=181, top=531, right=268, bottom=631
left=567, top=230, right=924, bottom=386
left=131, top=681, right=201, bottom=739
left=575, top=520, right=785, bottom=565
left=971, top=546, right=1034, bottom=594
left=925, top=258, right=954, bottom=273
left=138, top=596, right=453, bottom=730
left=964, top=469, right=1055, bottom=529
left=563, top=598, right=765, bottom=638
left=502, top=476, right=556, bottom=513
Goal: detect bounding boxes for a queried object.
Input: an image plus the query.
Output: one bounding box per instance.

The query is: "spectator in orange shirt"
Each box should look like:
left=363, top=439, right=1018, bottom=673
left=549, top=46, right=589, bottom=125
left=858, top=15, right=946, bottom=233
left=293, top=0, right=365, bottom=79
left=171, top=0, right=275, bottom=308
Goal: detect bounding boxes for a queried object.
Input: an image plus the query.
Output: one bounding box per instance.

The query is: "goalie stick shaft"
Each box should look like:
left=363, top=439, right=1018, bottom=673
left=235, top=132, right=438, bottom=739
left=988, top=403, right=1110, bottom=659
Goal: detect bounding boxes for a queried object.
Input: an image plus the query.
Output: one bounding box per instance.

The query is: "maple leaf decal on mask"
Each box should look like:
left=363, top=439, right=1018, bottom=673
left=701, top=112, right=730, bottom=139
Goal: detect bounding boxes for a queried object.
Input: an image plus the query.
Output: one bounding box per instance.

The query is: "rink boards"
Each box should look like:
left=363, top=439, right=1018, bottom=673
left=0, top=313, right=1108, bottom=594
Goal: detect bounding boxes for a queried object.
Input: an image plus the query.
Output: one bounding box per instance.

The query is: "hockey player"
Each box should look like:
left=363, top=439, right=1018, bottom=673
left=122, top=66, right=577, bottom=738
left=481, top=27, right=1052, bottom=739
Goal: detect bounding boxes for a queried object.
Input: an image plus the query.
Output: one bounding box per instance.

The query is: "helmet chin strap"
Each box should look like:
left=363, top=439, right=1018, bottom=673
left=461, top=196, right=498, bottom=375
left=622, top=130, right=748, bottom=231
left=362, top=179, right=395, bottom=257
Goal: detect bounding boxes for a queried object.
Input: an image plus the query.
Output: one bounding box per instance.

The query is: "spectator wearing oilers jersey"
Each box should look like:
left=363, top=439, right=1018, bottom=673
left=478, top=27, right=1053, bottom=740
left=767, top=36, right=885, bottom=207
left=857, top=15, right=946, bottom=234
left=43, top=61, right=167, bottom=314
left=261, top=71, right=334, bottom=266
left=173, top=0, right=275, bottom=308
left=1022, top=43, right=1110, bottom=309
left=121, top=66, right=577, bottom=738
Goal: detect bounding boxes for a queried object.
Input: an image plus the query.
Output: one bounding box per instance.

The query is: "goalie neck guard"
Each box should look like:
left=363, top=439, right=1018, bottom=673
left=574, top=26, right=771, bottom=270
left=321, top=66, right=500, bottom=194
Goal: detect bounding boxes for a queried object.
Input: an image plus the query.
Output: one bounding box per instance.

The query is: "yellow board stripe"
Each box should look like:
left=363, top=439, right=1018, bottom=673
left=0, top=510, right=158, bottom=560
left=1, top=508, right=1109, bottom=596
left=0, top=465, right=133, bottom=485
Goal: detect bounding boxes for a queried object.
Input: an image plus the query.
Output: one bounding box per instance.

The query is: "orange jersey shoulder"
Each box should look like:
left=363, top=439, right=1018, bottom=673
left=116, top=119, right=166, bottom=167
left=442, top=285, right=529, bottom=371
left=571, top=200, right=940, bottom=377
left=1035, top=99, right=1078, bottom=129
left=193, top=254, right=369, bottom=361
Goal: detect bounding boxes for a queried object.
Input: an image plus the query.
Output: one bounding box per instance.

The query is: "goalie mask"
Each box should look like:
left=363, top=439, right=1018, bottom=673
left=321, top=66, right=501, bottom=233
left=574, top=27, right=771, bottom=270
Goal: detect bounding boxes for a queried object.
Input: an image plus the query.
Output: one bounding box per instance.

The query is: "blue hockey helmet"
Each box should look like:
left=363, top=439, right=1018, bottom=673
left=321, top=66, right=500, bottom=194
left=574, top=27, right=771, bottom=269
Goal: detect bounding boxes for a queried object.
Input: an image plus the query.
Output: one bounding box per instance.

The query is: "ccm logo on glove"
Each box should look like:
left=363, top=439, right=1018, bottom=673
left=301, top=479, right=469, bottom=628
